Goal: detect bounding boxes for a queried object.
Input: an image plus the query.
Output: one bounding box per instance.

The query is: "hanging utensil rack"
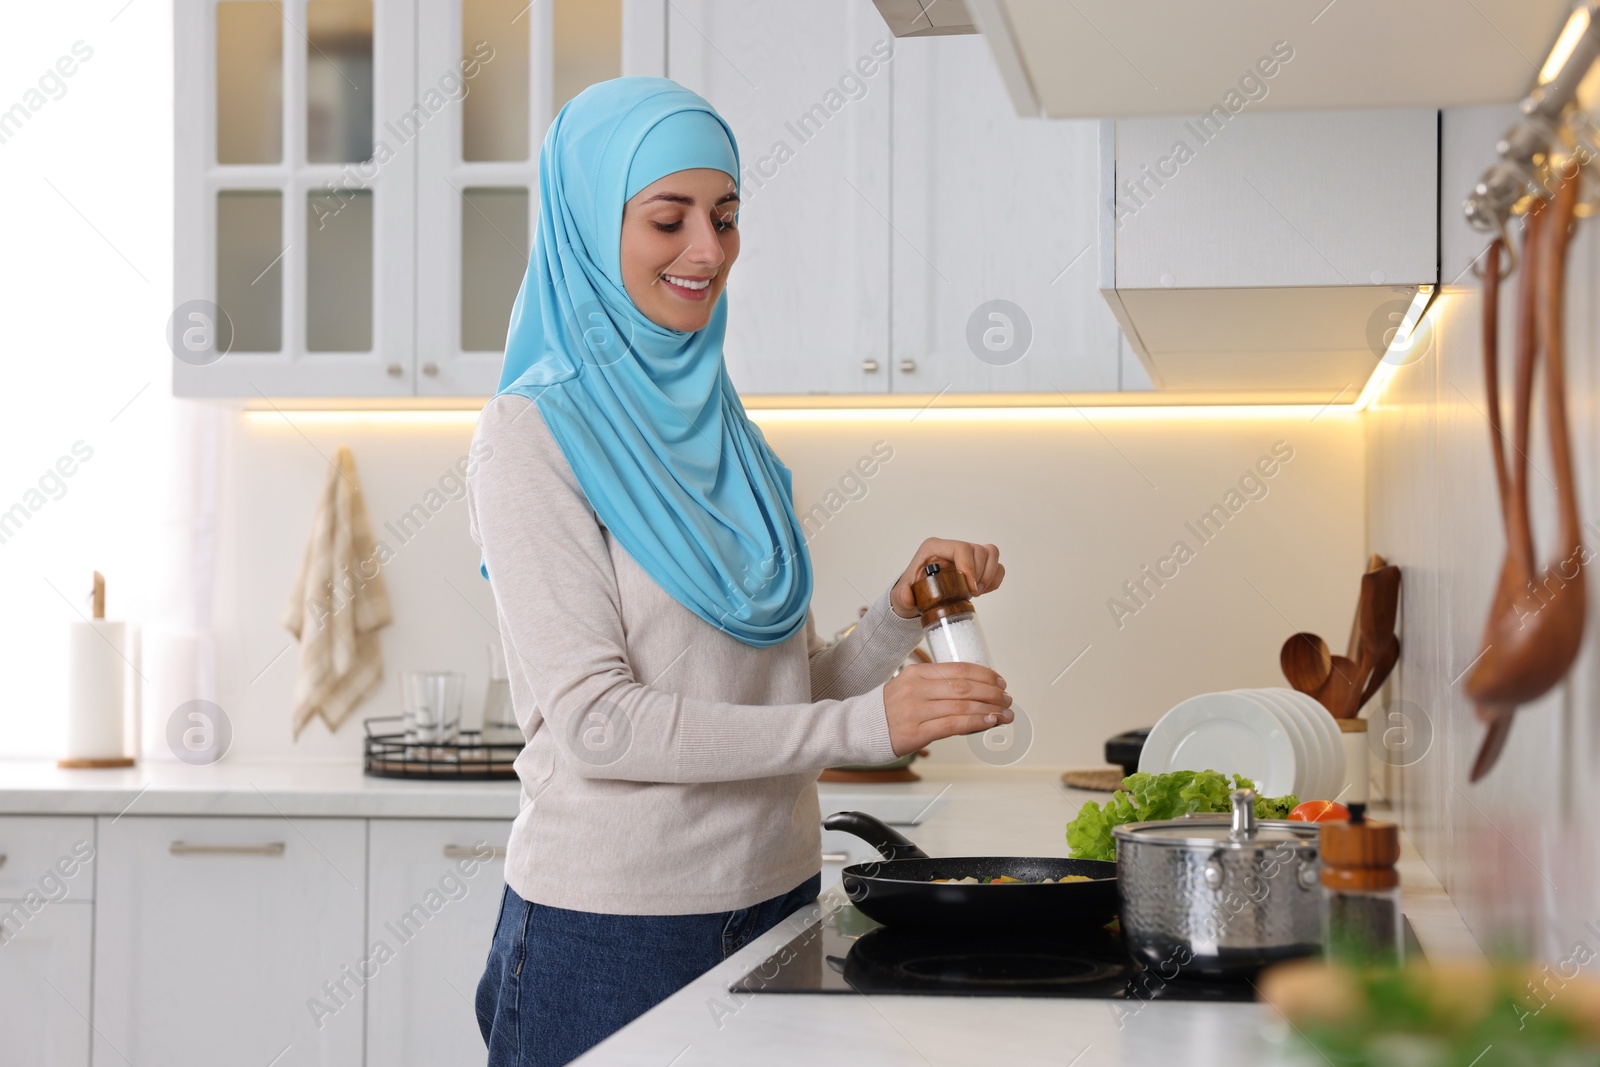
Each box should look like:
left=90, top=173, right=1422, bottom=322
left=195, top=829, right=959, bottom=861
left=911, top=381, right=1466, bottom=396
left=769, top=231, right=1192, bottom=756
left=1464, top=2, right=1600, bottom=267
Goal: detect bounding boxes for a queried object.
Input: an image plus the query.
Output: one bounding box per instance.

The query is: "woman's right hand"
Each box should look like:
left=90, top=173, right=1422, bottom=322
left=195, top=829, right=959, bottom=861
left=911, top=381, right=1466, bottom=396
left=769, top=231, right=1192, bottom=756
left=883, top=661, right=1013, bottom=756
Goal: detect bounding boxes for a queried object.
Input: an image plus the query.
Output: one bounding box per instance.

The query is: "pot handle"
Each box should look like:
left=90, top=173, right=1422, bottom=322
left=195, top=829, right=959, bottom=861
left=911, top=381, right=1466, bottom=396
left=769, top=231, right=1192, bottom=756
left=822, top=811, right=930, bottom=861
left=1229, top=789, right=1258, bottom=840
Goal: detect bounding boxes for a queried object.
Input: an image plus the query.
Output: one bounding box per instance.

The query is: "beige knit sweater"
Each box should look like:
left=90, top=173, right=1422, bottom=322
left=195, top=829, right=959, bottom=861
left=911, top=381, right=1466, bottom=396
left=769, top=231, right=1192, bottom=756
left=465, top=393, right=925, bottom=914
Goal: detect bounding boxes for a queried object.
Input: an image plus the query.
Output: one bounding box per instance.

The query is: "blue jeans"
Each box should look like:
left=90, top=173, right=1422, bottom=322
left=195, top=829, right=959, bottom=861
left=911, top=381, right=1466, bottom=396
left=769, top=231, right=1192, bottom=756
left=476, top=872, right=821, bottom=1066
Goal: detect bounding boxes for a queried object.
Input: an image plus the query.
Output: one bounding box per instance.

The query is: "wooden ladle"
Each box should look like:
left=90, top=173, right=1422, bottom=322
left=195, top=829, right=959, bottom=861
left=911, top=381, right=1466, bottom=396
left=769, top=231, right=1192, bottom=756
left=1281, top=632, right=1332, bottom=695
left=1464, top=173, right=1589, bottom=780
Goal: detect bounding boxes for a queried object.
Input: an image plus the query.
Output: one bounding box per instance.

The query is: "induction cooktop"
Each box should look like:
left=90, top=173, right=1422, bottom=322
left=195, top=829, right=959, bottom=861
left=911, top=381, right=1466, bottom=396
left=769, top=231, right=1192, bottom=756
left=729, top=904, right=1260, bottom=1001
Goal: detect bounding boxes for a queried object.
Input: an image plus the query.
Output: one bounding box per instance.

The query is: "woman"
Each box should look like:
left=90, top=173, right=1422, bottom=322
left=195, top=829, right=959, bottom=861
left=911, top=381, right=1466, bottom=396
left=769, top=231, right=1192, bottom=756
left=468, top=76, right=1012, bottom=1066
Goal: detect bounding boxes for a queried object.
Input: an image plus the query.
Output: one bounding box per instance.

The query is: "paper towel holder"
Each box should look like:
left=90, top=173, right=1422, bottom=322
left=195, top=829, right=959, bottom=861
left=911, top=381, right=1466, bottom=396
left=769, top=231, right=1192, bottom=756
left=59, top=570, right=137, bottom=770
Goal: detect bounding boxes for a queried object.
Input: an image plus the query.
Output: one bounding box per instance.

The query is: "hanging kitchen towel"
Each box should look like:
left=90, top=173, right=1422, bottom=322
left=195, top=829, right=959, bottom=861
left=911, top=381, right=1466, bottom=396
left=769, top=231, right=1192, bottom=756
left=281, top=445, right=392, bottom=738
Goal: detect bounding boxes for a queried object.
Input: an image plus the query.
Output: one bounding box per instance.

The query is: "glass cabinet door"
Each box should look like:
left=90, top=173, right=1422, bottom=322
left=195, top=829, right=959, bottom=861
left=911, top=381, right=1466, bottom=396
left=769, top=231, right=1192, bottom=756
left=414, top=0, right=622, bottom=396
left=175, top=0, right=416, bottom=398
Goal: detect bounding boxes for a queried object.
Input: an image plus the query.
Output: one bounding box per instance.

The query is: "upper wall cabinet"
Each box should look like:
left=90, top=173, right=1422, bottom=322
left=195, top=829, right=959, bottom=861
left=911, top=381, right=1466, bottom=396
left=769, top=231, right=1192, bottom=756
left=890, top=33, right=1124, bottom=394
left=175, top=0, right=419, bottom=398
left=174, top=0, right=631, bottom=398
left=666, top=0, right=891, bottom=396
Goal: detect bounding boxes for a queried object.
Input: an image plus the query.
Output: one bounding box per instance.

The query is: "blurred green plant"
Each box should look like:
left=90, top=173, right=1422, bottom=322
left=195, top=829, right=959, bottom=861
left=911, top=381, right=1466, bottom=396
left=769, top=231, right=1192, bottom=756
left=1260, top=959, right=1600, bottom=1067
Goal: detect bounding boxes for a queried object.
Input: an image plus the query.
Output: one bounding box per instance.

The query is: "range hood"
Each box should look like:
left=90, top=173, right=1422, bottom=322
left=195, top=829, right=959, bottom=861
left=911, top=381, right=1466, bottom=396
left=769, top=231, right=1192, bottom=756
left=868, top=0, right=978, bottom=37
left=960, top=0, right=1573, bottom=119
left=1099, top=108, right=1439, bottom=403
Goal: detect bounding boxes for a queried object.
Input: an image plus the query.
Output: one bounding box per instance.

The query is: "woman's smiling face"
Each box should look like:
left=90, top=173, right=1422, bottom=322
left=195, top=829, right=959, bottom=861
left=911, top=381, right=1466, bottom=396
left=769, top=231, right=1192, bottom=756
left=620, top=168, right=740, bottom=332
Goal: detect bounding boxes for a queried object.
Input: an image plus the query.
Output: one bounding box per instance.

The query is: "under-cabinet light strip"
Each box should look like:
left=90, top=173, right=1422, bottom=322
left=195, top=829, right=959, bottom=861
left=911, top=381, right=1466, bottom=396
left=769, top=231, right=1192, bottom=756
left=1353, top=285, right=1437, bottom=411
left=242, top=402, right=1362, bottom=427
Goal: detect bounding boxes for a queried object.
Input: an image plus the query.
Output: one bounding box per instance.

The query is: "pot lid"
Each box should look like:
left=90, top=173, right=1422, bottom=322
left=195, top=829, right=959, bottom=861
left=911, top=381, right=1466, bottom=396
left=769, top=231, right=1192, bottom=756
left=1111, top=789, right=1318, bottom=850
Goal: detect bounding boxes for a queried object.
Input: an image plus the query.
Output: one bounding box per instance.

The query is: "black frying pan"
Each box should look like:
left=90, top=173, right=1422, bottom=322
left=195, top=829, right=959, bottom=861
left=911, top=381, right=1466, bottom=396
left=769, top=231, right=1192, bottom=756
left=823, top=811, right=1118, bottom=929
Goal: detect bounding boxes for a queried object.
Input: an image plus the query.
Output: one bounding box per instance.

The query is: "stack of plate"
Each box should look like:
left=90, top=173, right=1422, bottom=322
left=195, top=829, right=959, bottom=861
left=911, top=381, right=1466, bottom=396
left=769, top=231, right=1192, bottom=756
left=1136, top=687, right=1347, bottom=800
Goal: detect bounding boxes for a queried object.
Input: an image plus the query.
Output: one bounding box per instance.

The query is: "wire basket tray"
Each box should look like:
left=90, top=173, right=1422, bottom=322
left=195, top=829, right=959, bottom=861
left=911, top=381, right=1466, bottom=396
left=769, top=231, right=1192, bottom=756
left=363, top=716, right=523, bottom=780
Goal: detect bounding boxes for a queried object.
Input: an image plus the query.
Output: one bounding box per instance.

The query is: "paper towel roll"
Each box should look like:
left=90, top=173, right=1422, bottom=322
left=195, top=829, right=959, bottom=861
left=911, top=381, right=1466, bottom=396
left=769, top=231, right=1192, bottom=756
left=65, top=620, right=129, bottom=761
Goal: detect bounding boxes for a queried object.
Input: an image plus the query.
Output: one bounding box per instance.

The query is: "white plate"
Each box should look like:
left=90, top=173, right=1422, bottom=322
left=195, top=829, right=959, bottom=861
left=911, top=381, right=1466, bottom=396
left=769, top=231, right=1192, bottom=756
left=1273, top=688, right=1347, bottom=800
left=1243, top=688, right=1330, bottom=799
left=1138, top=692, right=1298, bottom=797
left=1232, top=689, right=1320, bottom=798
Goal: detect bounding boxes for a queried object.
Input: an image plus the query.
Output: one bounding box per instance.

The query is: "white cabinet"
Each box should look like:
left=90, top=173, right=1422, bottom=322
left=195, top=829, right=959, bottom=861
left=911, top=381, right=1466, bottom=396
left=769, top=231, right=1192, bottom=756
left=364, top=819, right=511, bottom=1067
left=666, top=0, right=892, bottom=395
left=92, top=816, right=366, bottom=1067
left=890, top=34, right=1124, bottom=394
left=175, top=0, right=635, bottom=399
left=0, top=817, right=95, bottom=1067
left=174, top=0, right=420, bottom=398
left=668, top=3, right=1124, bottom=397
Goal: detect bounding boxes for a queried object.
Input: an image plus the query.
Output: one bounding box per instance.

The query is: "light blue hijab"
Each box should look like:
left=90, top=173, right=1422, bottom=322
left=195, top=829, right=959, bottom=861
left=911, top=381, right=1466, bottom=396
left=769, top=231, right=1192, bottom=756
left=483, top=77, right=813, bottom=649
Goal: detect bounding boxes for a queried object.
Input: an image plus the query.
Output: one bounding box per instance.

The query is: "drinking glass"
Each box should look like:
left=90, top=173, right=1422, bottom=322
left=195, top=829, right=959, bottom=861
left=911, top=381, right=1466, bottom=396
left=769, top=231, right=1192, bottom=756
left=401, top=671, right=464, bottom=755
left=480, top=641, right=519, bottom=745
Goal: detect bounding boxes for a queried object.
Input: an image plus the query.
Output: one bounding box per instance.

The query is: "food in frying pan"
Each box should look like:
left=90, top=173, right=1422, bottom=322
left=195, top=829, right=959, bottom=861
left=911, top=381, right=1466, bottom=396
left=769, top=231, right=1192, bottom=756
left=929, top=874, right=1097, bottom=884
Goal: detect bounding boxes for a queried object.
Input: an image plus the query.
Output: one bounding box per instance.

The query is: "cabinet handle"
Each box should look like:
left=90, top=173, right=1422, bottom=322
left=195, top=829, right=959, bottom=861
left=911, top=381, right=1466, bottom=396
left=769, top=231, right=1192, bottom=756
left=386, top=363, right=403, bottom=377
left=861, top=359, right=880, bottom=373
left=169, top=841, right=285, bottom=856
left=898, top=359, right=917, bottom=373
left=0, top=853, right=7, bottom=869
left=443, top=844, right=506, bottom=859
left=422, top=362, right=439, bottom=377
left=821, top=851, right=850, bottom=863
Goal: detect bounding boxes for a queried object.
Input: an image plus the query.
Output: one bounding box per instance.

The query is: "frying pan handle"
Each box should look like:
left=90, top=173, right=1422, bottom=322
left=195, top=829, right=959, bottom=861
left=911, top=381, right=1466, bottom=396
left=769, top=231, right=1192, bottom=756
left=822, top=811, right=930, bottom=861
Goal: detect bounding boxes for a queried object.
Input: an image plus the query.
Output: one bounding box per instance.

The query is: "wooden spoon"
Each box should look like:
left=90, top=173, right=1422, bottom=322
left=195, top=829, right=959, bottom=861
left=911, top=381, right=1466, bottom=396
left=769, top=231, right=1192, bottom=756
left=1280, top=632, right=1332, bottom=696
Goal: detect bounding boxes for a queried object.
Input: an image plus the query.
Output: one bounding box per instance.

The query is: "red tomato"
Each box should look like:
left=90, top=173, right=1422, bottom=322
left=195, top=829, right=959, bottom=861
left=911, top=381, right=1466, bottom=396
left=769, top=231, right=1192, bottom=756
left=1288, top=800, right=1351, bottom=822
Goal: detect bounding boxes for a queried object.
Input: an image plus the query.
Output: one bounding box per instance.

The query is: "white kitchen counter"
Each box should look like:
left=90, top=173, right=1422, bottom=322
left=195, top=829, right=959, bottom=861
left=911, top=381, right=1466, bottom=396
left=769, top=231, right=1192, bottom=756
left=575, top=765, right=1482, bottom=1067
left=0, top=758, right=955, bottom=823
left=0, top=759, right=526, bottom=818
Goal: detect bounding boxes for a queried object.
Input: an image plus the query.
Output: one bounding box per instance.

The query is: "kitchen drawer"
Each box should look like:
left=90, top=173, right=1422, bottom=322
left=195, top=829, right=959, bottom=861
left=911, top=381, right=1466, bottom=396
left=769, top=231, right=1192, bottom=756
left=0, top=816, right=95, bottom=902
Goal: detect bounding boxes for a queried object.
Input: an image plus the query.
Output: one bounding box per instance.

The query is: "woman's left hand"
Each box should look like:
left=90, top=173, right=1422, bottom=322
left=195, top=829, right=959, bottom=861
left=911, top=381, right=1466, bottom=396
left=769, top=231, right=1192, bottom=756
left=890, top=538, right=1004, bottom=619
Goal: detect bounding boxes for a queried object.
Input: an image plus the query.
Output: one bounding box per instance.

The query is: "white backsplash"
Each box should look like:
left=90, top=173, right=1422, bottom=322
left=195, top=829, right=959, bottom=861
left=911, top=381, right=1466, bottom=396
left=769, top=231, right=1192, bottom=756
left=208, top=404, right=1364, bottom=770
left=1366, top=105, right=1600, bottom=959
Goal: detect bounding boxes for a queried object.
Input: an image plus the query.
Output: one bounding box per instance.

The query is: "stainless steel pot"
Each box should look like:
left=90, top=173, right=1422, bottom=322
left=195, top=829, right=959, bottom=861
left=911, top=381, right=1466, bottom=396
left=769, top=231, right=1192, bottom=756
left=1113, top=789, right=1321, bottom=978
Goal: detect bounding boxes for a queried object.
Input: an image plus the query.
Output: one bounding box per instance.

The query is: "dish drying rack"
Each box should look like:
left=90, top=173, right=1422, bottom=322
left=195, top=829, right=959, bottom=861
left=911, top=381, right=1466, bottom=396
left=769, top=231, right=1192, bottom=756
left=362, top=715, right=522, bottom=780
